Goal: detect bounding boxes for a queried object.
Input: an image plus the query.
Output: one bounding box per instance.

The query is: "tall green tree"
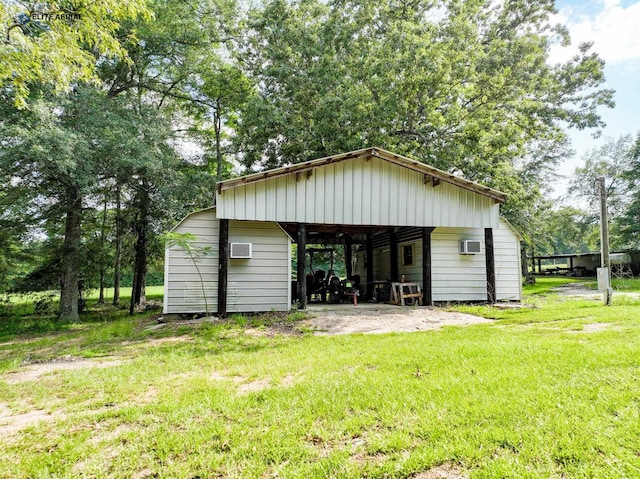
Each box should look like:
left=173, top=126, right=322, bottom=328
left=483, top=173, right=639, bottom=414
left=569, top=134, right=637, bottom=249
left=97, top=0, right=241, bottom=311
left=569, top=135, right=635, bottom=216
left=237, top=0, right=611, bottom=175
left=235, top=0, right=613, bottom=249
left=617, top=132, right=640, bottom=247
left=0, top=87, right=180, bottom=320
left=1, top=0, right=149, bottom=107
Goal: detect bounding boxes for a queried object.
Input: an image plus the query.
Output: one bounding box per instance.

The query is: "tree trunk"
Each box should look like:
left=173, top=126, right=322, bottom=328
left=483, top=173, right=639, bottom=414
left=521, top=241, right=535, bottom=285
left=98, top=270, right=105, bottom=303
left=112, top=184, right=122, bottom=306
left=129, top=182, right=149, bottom=314
left=59, top=188, right=82, bottom=322
left=98, top=199, right=108, bottom=303
left=215, top=100, right=223, bottom=180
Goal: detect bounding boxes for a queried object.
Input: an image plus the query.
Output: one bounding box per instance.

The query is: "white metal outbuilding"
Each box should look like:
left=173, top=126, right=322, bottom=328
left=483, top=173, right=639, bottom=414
left=164, top=147, right=522, bottom=315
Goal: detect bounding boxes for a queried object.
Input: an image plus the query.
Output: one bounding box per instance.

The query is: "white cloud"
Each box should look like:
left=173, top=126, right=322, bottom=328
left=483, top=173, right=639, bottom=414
left=550, top=0, right=640, bottom=65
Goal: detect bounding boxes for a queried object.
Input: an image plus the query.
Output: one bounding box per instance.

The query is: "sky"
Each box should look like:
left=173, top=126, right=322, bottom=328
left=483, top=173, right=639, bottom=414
left=550, top=0, right=640, bottom=198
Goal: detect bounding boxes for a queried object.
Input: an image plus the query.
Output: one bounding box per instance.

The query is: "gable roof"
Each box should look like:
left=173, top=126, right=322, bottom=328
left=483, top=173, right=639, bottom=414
left=217, top=147, right=507, bottom=203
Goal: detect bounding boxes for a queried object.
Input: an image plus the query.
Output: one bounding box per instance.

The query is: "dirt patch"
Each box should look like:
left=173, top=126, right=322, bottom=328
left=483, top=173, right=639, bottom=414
left=281, top=374, right=296, bottom=387
left=552, top=283, right=601, bottom=298
left=582, top=322, right=612, bottom=332
left=413, top=463, right=468, bottom=479
left=237, top=378, right=271, bottom=395
left=553, top=282, right=640, bottom=300
left=0, top=402, right=58, bottom=438
left=306, top=304, right=491, bottom=335
left=568, top=322, right=614, bottom=333
left=2, top=356, right=126, bottom=384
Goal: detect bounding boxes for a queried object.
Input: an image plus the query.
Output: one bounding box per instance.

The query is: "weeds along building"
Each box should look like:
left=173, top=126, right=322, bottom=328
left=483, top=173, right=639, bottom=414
left=163, top=147, right=522, bottom=316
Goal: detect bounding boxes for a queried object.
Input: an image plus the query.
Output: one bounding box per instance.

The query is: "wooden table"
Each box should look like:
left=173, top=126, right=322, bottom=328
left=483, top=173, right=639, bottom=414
left=390, top=282, right=423, bottom=306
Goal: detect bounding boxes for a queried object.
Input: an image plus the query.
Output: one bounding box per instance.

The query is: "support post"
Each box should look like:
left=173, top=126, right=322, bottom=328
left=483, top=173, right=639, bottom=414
left=390, top=228, right=399, bottom=282
left=366, top=233, right=374, bottom=301
left=422, top=228, right=435, bottom=306
left=598, top=177, right=612, bottom=305
left=485, top=228, right=496, bottom=304
left=345, top=237, right=353, bottom=279
left=217, top=219, right=229, bottom=317
left=297, top=223, right=307, bottom=309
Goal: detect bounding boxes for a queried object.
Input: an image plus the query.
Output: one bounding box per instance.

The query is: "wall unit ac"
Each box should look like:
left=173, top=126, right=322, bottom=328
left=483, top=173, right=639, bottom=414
left=459, top=240, right=481, bottom=255
left=229, top=243, right=252, bottom=259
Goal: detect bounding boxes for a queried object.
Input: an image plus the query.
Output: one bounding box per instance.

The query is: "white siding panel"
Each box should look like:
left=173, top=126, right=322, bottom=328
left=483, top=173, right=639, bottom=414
left=165, top=209, right=220, bottom=314
left=351, top=224, right=521, bottom=302
left=494, top=219, right=523, bottom=300
left=432, top=228, right=487, bottom=301
left=313, top=167, right=324, bottom=223
left=217, top=156, right=499, bottom=228
left=227, top=220, right=291, bottom=312
left=164, top=210, right=291, bottom=314
left=343, top=162, right=353, bottom=225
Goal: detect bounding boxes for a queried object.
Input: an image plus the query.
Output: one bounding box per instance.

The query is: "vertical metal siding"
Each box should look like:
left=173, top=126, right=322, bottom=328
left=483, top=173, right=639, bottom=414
left=217, top=156, right=499, bottom=228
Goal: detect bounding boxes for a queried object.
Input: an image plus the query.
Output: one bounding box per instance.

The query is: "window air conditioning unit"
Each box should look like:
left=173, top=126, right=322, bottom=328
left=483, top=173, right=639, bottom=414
left=229, top=243, right=252, bottom=259
left=459, top=240, right=481, bottom=255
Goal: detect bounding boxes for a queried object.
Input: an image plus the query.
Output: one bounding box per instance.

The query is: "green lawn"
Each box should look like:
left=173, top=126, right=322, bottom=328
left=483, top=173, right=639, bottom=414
left=1, top=279, right=639, bottom=478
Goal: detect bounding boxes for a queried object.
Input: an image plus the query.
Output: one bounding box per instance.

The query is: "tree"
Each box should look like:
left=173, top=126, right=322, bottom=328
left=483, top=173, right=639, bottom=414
left=569, top=135, right=636, bottom=249
left=194, top=64, right=255, bottom=180
left=617, top=132, right=640, bottom=247
left=233, top=0, right=613, bottom=282
left=0, top=86, right=181, bottom=320
left=236, top=0, right=612, bottom=181
left=96, top=0, right=241, bottom=310
left=1, top=0, right=150, bottom=107
left=569, top=135, right=635, bottom=216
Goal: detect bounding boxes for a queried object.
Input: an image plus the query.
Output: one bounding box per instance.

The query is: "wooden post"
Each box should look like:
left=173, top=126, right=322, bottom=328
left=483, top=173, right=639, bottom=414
left=345, top=237, right=353, bottom=279
left=422, top=228, right=435, bottom=306
left=217, top=218, right=229, bottom=317
left=366, top=233, right=374, bottom=301
left=390, top=228, right=399, bottom=282
left=485, top=228, right=496, bottom=304
left=297, top=223, right=307, bottom=309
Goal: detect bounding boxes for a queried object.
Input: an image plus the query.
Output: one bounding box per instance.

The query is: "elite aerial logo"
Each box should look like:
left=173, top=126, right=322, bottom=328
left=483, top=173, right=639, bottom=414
left=6, top=5, right=82, bottom=40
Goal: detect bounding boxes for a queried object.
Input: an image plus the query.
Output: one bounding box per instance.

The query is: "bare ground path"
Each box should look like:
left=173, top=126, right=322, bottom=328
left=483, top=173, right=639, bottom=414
left=306, top=303, right=491, bottom=335
left=552, top=281, right=640, bottom=299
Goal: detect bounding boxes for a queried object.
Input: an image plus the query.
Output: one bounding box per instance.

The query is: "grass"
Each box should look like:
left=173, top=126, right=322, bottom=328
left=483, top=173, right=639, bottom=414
left=521, top=276, right=582, bottom=296
left=0, top=279, right=639, bottom=477
left=582, top=277, right=640, bottom=292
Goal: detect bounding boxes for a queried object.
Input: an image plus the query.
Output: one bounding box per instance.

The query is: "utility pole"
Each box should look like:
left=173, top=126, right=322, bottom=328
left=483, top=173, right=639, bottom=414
left=598, top=177, right=612, bottom=306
